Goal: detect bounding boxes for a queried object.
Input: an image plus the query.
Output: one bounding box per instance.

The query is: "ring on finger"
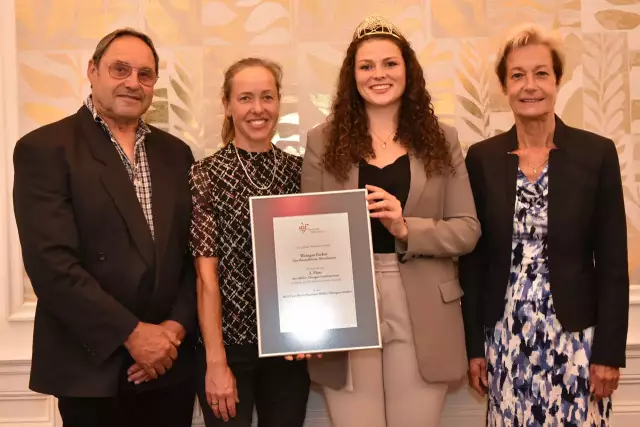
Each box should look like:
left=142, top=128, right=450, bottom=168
left=211, top=402, right=219, bottom=406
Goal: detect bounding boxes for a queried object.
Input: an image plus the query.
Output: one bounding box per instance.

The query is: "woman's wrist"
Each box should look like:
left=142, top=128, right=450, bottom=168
left=207, top=356, right=228, bottom=368
left=397, top=218, right=409, bottom=242
left=205, top=342, right=228, bottom=367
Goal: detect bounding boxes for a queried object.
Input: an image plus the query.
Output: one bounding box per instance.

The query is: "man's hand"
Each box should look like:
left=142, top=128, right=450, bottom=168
left=160, top=319, right=186, bottom=342
left=468, top=357, right=488, bottom=397
left=124, top=322, right=180, bottom=382
left=127, top=321, right=186, bottom=384
left=590, top=364, right=620, bottom=401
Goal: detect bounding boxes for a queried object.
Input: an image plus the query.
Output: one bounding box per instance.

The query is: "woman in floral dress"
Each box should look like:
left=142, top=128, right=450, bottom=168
left=459, top=23, right=630, bottom=426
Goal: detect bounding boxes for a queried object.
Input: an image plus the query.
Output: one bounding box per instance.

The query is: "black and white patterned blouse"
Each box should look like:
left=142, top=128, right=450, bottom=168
left=189, top=143, right=302, bottom=345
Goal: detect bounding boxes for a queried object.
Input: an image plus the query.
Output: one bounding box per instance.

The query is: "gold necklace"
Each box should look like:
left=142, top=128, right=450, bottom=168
left=370, top=129, right=396, bottom=149
left=518, top=139, right=552, bottom=174
left=527, top=156, right=549, bottom=174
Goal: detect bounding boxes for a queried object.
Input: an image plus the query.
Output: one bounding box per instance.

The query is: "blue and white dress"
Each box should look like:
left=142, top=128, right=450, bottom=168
left=485, top=166, right=612, bottom=427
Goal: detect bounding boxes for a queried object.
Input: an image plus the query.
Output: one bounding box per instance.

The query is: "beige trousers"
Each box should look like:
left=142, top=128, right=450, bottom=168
left=323, top=254, right=448, bottom=427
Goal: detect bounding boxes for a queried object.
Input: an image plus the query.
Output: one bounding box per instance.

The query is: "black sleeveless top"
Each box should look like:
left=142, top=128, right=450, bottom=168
left=358, top=154, right=411, bottom=253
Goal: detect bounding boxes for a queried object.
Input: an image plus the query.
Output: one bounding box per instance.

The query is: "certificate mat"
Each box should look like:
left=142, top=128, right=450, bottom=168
left=249, top=189, right=381, bottom=357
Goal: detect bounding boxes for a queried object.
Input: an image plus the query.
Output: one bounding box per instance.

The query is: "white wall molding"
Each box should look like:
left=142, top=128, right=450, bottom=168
left=0, top=357, right=638, bottom=427
left=627, top=287, right=640, bottom=348
left=1, top=0, right=33, bottom=325
left=1, top=0, right=39, bottom=366
left=0, top=360, right=56, bottom=426
left=0, top=360, right=330, bottom=427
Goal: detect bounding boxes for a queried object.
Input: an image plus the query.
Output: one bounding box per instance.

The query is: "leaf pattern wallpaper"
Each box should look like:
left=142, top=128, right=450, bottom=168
left=13, top=0, right=640, bottom=297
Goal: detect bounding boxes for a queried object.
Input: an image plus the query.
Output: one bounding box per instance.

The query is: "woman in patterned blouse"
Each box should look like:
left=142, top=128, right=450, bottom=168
left=189, top=58, right=309, bottom=427
left=460, top=23, right=629, bottom=426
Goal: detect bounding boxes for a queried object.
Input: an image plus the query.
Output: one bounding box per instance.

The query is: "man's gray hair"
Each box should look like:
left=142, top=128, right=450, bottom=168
left=91, top=28, right=160, bottom=73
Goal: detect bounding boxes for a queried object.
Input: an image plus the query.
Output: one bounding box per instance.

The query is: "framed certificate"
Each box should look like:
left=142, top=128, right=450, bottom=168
left=249, top=189, right=381, bottom=358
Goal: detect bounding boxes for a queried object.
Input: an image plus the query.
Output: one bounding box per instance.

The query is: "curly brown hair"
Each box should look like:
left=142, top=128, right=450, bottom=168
left=322, top=33, right=453, bottom=182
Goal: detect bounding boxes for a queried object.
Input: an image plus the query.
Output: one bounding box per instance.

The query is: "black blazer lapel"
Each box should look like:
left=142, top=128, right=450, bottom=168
left=77, top=107, right=155, bottom=268
left=547, top=116, right=575, bottom=251
left=146, top=133, right=176, bottom=277
left=498, top=126, right=519, bottom=246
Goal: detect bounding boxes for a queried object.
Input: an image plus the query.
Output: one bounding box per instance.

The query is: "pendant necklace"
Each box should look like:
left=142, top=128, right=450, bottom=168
left=528, top=156, right=549, bottom=175
left=371, top=129, right=396, bottom=149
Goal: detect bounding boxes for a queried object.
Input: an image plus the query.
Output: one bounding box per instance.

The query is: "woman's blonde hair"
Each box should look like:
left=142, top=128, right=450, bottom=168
left=220, top=57, right=283, bottom=146
left=495, top=23, right=565, bottom=90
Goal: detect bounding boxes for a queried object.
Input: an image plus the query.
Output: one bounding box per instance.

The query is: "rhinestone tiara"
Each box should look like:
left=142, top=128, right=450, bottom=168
left=353, top=15, right=403, bottom=41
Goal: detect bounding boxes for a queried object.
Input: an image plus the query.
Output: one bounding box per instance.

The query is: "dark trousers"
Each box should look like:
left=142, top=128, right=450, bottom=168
left=196, top=344, right=310, bottom=427
left=57, top=378, right=196, bottom=427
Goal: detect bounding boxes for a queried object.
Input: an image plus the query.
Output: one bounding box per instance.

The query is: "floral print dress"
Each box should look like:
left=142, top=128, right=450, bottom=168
left=485, top=166, right=612, bottom=427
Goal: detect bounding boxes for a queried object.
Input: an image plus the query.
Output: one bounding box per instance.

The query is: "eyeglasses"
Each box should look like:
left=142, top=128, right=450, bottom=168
left=107, top=62, right=158, bottom=86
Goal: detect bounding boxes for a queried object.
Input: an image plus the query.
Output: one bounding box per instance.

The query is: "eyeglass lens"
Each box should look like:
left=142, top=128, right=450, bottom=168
left=108, top=62, right=156, bottom=86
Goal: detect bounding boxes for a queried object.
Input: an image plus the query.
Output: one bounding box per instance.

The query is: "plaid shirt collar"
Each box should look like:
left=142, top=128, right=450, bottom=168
left=84, top=95, right=151, bottom=139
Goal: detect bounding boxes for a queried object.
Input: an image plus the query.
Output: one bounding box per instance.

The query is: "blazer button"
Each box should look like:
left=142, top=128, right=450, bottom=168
left=98, top=252, right=106, bottom=261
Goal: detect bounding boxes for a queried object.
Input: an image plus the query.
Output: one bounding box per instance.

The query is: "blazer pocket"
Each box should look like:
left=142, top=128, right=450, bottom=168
left=438, top=278, right=464, bottom=303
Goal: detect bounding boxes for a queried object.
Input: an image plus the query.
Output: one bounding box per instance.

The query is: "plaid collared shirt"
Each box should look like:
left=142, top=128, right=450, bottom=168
left=84, top=96, right=155, bottom=239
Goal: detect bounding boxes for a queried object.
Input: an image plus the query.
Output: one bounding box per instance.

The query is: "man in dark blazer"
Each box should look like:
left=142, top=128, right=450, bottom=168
left=13, top=28, right=197, bottom=427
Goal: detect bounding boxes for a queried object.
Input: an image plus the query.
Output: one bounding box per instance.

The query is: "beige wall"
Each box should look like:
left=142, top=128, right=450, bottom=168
left=12, top=0, right=640, bottom=282
left=1, top=0, right=640, bottom=426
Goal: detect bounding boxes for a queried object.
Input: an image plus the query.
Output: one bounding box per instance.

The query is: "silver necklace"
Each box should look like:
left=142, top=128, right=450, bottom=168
left=232, top=142, right=278, bottom=191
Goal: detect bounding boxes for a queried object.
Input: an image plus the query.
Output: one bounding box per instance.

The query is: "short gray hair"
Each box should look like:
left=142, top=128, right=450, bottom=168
left=91, top=28, right=160, bottom=74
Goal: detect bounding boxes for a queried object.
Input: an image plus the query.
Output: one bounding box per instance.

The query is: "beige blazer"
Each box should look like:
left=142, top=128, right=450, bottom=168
left=300, top=122, right=481, bottom=390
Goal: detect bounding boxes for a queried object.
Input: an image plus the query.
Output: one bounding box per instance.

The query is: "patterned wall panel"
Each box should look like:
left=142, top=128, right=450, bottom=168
left=13, top=0, right=640, bottom=287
